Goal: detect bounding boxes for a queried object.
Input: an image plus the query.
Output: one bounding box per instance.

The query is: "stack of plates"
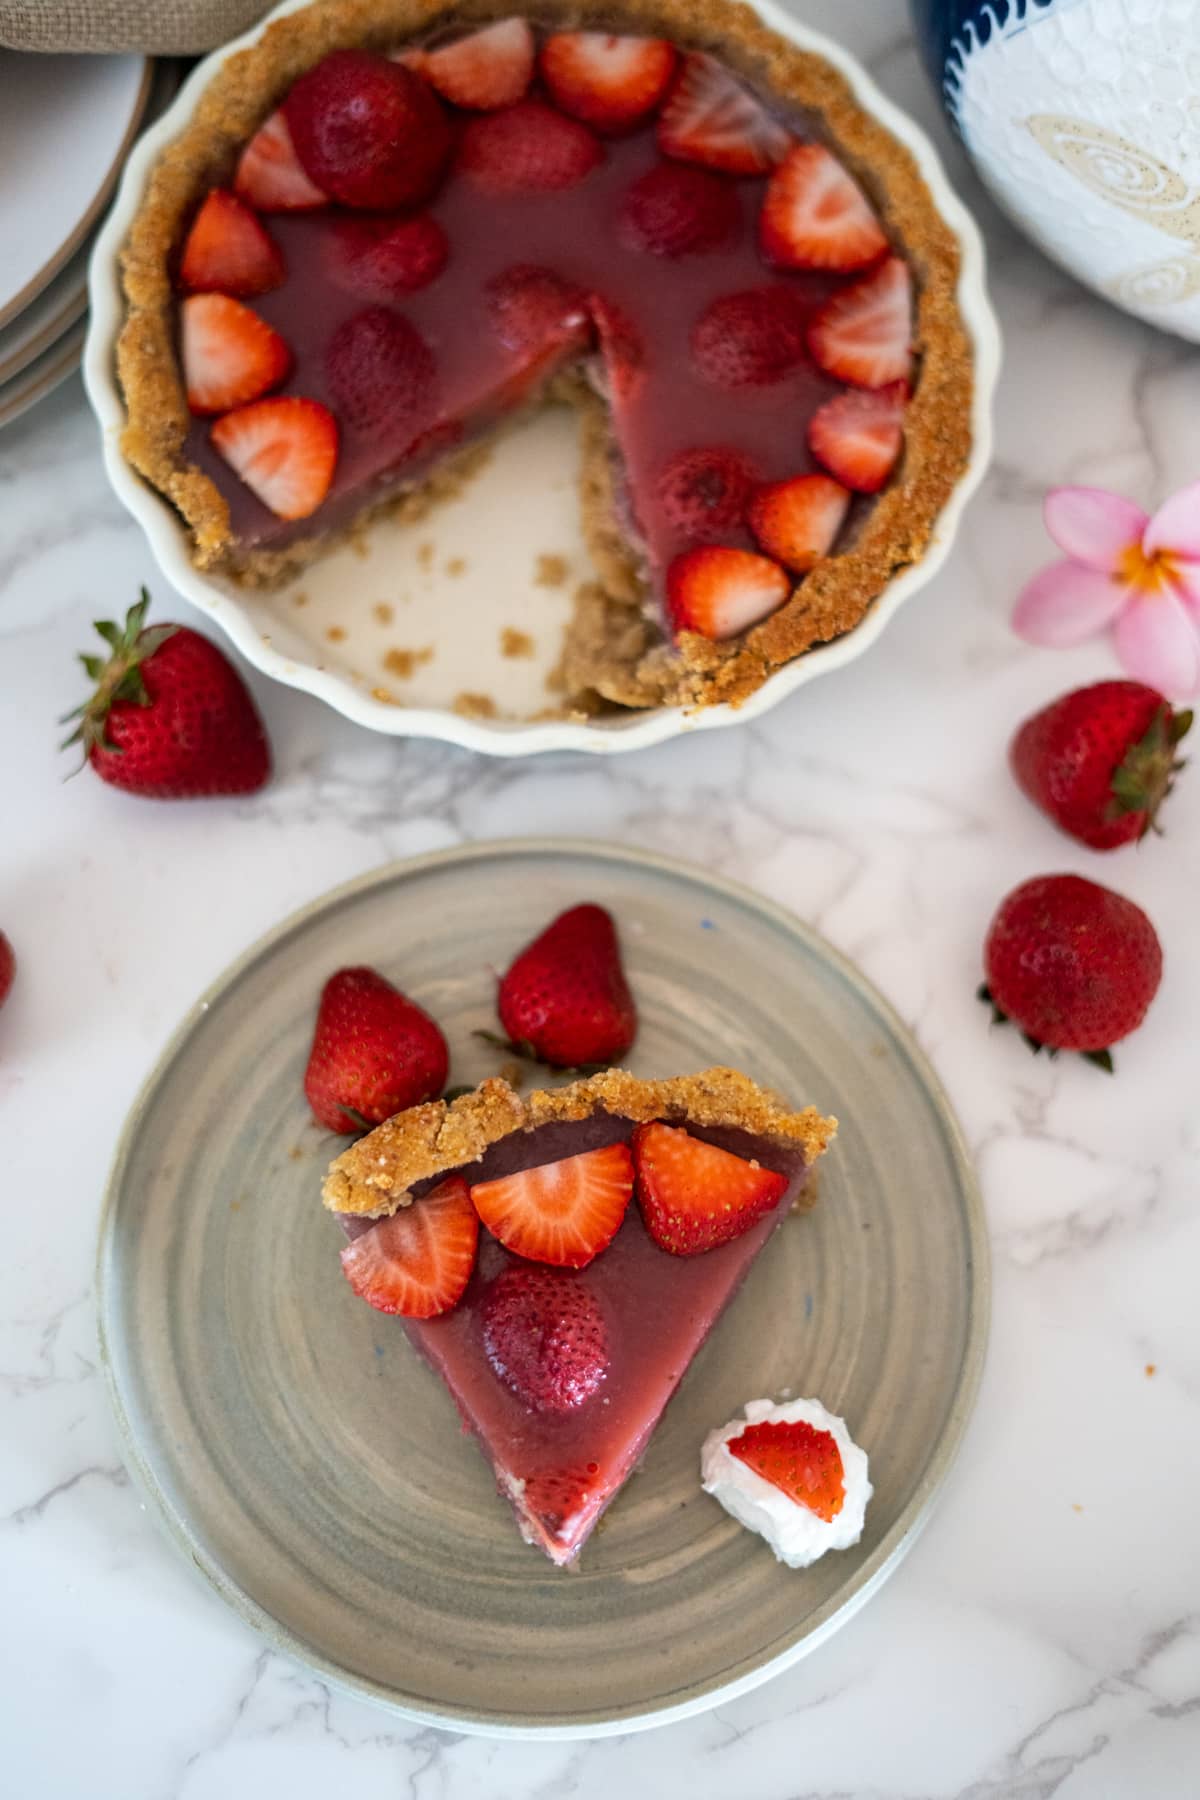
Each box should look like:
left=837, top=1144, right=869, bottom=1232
left=0, top=52, right=174, bottom=429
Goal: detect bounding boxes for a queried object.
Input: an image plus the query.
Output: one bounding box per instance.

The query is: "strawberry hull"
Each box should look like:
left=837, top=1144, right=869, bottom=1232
left=341, top=1110, right=812, bottom=1565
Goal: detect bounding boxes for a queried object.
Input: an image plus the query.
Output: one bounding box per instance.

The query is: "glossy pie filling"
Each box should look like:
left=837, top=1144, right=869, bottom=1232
left=170, top=19, right=916, bottom=655
left=342, top=1111, right=813, bottom=1564
left=185, top=127, right=862, bottom=561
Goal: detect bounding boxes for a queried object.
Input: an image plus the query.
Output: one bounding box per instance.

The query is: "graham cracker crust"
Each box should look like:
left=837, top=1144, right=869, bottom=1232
left=322, top=1063, right=837, bottom=1215
left=117, top=0, right=975, bottom=714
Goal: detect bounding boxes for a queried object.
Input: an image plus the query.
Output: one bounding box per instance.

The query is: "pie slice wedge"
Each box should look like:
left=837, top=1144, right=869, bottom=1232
left=324, top=1067, right=835, bottom=1565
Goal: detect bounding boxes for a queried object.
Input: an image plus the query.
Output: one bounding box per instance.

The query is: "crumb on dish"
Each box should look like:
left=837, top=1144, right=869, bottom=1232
left=454, top=690, right=499, bottom=719
left=383, top=645, right=434, bottom=679
left=535, top=552, right=570, bottom=588
left=501, top=627, right=536, bottom=659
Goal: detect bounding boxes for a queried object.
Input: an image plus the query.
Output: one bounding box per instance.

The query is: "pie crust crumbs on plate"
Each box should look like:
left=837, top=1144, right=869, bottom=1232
left=116, top=0, right=974, bottom=716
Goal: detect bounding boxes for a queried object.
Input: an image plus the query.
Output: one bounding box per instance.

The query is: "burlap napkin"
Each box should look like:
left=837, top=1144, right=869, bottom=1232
left=0, top=0, right=273, bottom=53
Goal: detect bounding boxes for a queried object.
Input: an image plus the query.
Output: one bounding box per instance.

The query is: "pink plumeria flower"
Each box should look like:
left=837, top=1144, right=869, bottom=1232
left=1013, top=480, right=1200, bottom=697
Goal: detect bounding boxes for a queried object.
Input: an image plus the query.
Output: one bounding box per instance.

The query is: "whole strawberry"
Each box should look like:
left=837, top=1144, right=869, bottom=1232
left=62, top=591, right=271, bottom=798
left=494, top=903, right=636, bottom=1069
left=305, top=965, right=449, bottom=1132
left=981, top=873, right=1162, bottom=1070
left=1011, top=680, right=1191, bottom=850
left=0, top=933, right=14, bottom=1013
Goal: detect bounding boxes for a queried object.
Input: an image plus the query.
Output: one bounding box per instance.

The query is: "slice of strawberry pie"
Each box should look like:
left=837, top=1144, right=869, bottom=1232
left=323, top=1066, right=834, bottom=1565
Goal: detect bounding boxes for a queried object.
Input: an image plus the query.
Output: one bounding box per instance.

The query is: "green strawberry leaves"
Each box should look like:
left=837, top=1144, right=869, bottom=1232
left=59, top=589, right=179, bottom=759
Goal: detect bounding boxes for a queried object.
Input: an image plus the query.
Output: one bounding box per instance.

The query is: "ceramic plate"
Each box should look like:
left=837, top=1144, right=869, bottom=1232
left=97, top=841, right=988, bottom=1737
left=0, top=321, right=87, bottom=429
left=0, top=52, right=151, bottom=329
left=0, top=242, right=89, bottom=386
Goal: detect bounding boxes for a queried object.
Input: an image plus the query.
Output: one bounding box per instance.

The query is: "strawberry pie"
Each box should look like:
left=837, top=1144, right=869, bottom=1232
left=323, top=1066, right=835, bottom=1565
left=117, top=0, right=972, bottom=714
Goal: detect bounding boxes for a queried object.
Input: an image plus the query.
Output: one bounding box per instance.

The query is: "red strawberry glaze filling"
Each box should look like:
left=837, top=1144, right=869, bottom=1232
left=178, top=31, right=912, bottom=647
left=341, top=1111, right=812, bottom=1564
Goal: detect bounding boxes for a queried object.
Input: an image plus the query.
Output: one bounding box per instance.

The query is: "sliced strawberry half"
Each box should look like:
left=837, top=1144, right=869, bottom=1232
left=470, top=1142, right=634, bottom=1269
left=0, top=934, right=13, bottom=1013
left=807, top=255, right=912, bottom=389
left=690, top=286, right=809, bottom=390
left=748, top=472, right=850, bottom=573
left=324, top=212, right=448, bottom=302
left=759, top=142, right=887, bottom=272
left=485, top=267, right=591, bottom=399
left=728, top=1417, right=846, bottom=1521
left=618, top=160, right=740, bottom=259
left=457, top=99, right=603, bottom=195
left=656, top=446, right=758, bottom=541
left=522, top=1464, right=599, bottom=1534
left=181, top=294, right=292, bottom=416
left=540, top=32, right=677, bottom=133
left=634, top=1122, right=788, bottom=1256
left=666, top=545, right=789, bottom=642
left=495, top=902, right=636, bottom=1069
left=808, top=381, right=905, bottom=493
left=588, top=292, right=645, bottom=401
left=485, top=264, right=590, bottom=358
left=657, top=52, right=790, bottom=175
left=423, top=18, right=535, bottom=110
left=340, top=1175, right=478, bottom=1317
left=210, top=395, right=338, bottom=521
left=482, top=1266, right=609, bottom=1413
left=325, top=306, right=437, bottom=437
left=179, top=189, right=286, bottom=297
left=234, top=110, right=327, bottom=211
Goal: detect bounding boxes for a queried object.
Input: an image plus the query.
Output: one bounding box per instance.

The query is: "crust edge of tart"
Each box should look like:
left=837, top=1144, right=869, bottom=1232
left=322, top=1062, right=837, bottom=1215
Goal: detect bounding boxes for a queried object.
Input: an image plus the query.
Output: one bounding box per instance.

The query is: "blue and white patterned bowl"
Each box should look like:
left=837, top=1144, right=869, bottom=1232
left=912, top=0, right=1200, bottom=342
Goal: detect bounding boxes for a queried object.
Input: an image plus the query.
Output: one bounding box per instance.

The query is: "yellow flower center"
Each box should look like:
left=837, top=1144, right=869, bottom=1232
left=1116, top=540, right=1180, bottom=594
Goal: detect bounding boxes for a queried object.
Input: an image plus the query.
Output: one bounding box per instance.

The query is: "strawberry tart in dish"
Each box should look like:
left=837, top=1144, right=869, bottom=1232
left=323, top=1065, right=835, bottom=1565
left=115, top=0, right=975, bottom=717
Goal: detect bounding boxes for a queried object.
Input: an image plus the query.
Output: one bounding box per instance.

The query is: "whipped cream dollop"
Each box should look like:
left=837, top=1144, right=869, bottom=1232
left=701, top=1395, right=872, bottom=1568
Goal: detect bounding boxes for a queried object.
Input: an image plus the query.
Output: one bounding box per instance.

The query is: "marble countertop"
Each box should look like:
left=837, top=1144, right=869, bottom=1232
left=4, top=4, right=1199, bottom=1794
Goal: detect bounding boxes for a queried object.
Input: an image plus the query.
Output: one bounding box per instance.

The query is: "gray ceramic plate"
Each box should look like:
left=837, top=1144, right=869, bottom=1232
left=97, top=840, right=988, bottom=1738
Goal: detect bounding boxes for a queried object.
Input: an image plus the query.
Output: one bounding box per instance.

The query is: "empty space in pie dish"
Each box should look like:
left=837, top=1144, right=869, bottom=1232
left=252, top=406, right=589, bottom=721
